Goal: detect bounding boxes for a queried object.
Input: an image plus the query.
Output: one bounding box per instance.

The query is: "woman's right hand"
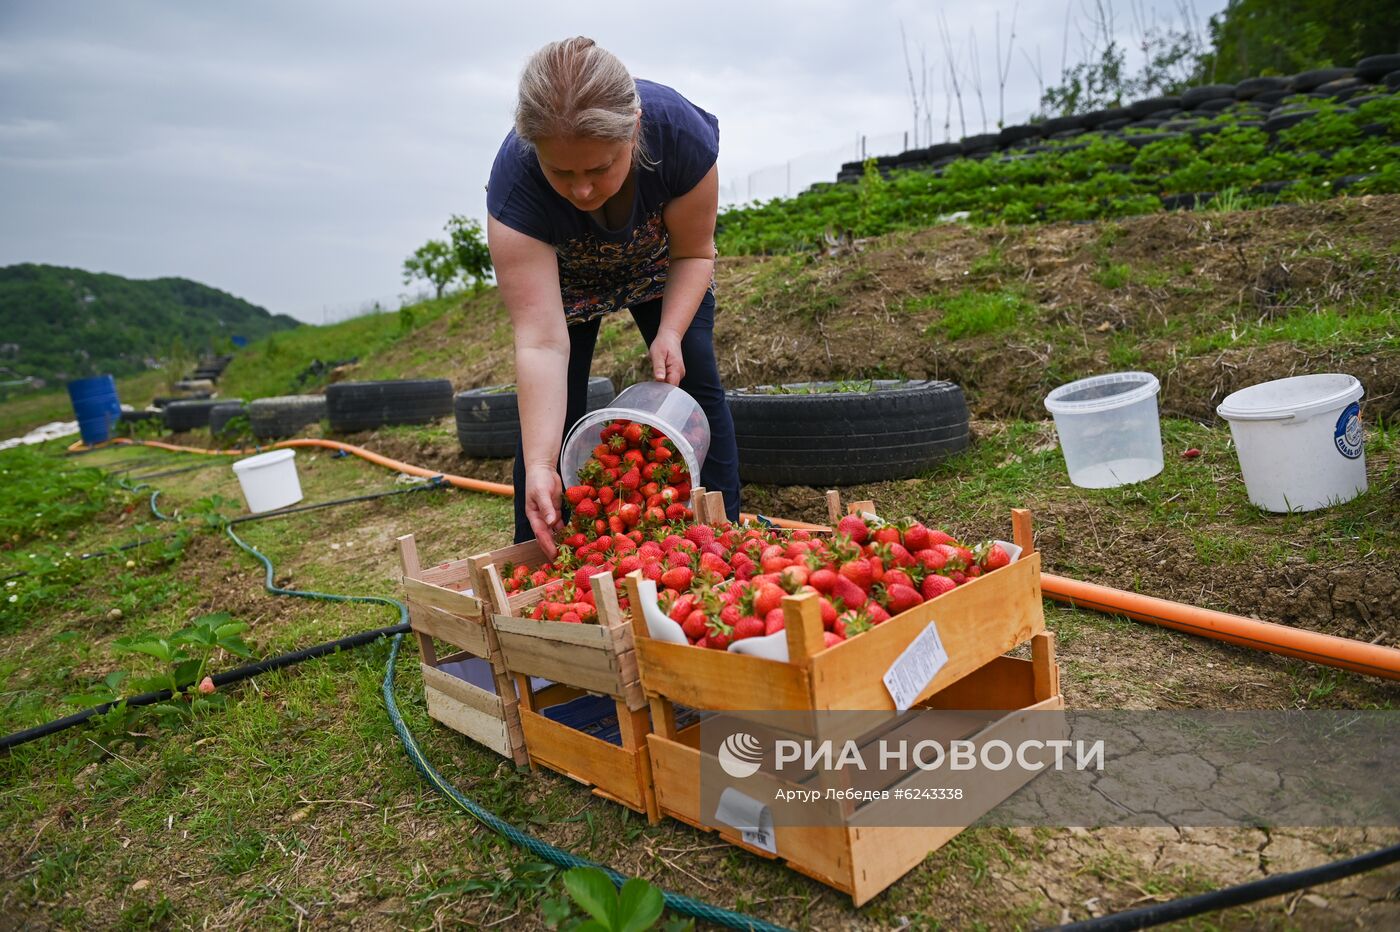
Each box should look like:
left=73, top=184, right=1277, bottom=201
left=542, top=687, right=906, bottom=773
left=524, top=465, right=565, bottom=559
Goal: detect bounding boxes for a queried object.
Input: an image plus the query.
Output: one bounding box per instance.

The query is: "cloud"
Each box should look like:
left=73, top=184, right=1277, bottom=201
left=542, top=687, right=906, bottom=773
left=0, top=0, right=1223, bottom=322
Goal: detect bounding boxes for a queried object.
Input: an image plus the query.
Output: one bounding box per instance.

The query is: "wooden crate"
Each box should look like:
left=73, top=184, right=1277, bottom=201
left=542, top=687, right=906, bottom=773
left=397, top=534, right=527, bottom=766
left=644, top=641, right=1064, bottom=905
left=471, top=541, right=658, bottom=821
left=628, top=505, right=1061, bottom=904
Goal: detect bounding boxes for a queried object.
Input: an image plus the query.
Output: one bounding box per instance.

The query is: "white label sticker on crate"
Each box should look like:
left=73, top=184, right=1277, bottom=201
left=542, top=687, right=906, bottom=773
left=714, top=787, right=777, bottom=854
left=883, top=620, right=949, bottom=711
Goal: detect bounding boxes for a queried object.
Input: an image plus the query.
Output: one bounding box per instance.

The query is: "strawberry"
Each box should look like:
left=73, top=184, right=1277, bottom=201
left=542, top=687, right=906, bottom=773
left=565, top=485, right=594, bottom=505
left=682, top=610, right=708, bottom=641
left=832, top=575, right=868, bottom=609
left=641, top=561, right=664, bottom=582
left=867, top=604, right=891, bottom=625
left=884, top=583, right=924, bottom=615
left=779, top=564, right=809, bottom=591
left=560, top=610, right=583, bottom=624
left=902, top=522, right=931, bottom=552
left=817, top=596, right=838, bottom=629
left=882, top=569, right=915, bottom=590
left=665, top=503, right=690, bottom=521
left=808, top=568, right=839, bottom=594
left=921, top=574, right=956, bottom=600
left=574, top=498, right=599, bottom=519
left=872, top=525, right=901, bottom=546
left=699, top=552, right=731, bottom=579
left=764, top=609, right=786, bottom=635
left=660, top=566, right=693, bottom=591
left=838, top=557, right=874, bottom=591
left=668, top=593, right=696, bottom=622
left=619, top=468, right=641, bottom=490
left=926, top=529, right=958, bottom=546
left=733, top=616, right=766, bottom=641
left=915, top=548, right=948, bottom=571
left=822, top=631, right=845, bottom=648
left=837, top=515, right=870, bottom=544
left=979, top=543, right=1011, bottom=571
left=754, top=582, right=786, bottom=617
left=623, top=422, right=649, bottom=445
left=685, top=524, right=716, bottom=549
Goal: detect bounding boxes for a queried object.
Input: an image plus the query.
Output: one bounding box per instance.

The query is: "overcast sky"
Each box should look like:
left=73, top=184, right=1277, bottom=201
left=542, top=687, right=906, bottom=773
left=0, top=1, right=1226, bottom=324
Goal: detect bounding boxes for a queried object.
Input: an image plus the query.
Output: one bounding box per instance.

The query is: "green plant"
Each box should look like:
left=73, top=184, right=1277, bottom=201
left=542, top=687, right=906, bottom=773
left=107, top=611, right=253, bottom=717
left=930, top=289, right=1032, bottom=340
left=551, top=867, right=677, bottom=932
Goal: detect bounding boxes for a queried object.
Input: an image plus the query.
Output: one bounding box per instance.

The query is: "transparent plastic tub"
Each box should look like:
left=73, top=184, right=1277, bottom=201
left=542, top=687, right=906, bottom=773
left=560, top=382, right=710, bottom=487
left=1043, top=372, right=1163, bottom=489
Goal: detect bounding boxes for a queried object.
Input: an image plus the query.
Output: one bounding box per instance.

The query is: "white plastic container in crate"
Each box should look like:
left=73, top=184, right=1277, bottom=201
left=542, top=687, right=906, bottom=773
left=1043, top=372, right=1163, bottom=488
left=231, top=448, right=304, bottom=513
left=1216, top=373, right=1366, bottom=513
left=560, top=382, right=710, bottom=486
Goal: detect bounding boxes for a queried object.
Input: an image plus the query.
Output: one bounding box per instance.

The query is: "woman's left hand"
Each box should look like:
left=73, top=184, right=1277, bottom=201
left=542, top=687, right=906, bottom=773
left=650, top=332, right=686, bottom=385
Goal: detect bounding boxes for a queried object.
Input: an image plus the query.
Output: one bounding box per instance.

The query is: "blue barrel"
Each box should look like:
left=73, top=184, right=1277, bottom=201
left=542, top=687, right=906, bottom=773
left=67, top=374, right=122, bottom=446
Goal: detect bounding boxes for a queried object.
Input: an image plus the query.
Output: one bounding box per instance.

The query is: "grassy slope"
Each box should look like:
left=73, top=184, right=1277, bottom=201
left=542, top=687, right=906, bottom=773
left=3, top=198, right=1400, bottom=929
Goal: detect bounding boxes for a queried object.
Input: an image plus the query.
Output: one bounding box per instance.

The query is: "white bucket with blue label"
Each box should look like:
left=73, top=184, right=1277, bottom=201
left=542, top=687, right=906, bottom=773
left=1216, top=374, right=1366, bottom=513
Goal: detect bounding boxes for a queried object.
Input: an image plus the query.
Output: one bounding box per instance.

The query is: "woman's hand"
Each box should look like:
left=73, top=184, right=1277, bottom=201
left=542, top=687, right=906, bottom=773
left=650, top=331, right=686, bottom=385
left=524, top=465, right=565, bottom=559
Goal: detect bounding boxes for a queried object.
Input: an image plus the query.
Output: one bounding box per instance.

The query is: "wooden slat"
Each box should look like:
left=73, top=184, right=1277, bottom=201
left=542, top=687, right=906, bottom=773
left=520, top=710, right=647, bottom=812
left=495, top=625, right=624, bottom=696
left=826, top=490, right=842, bottom=525
left=1012, top=508, right=1035, bottom=554
left=1032, top=631, right=1057, bottom=702
left=408, top=603, right=490, bottom=656
left=421, top=662, right=504, bottom=718
left=782, top=590, right=826, bottom=666
left=403, top=576, right=485, bottom=619
left=397, top=534, right=421, bottom=578
left=704, top=490, right=725, bottom=524
left=492, top=614, right=612, bottom=649
left=636, top=638, right=812, bottom=711
left=808, top=552, right=1044, bottom=711
left=420, top=556, right=478, bottom=587
left=425, top=687, right=513, bottom=758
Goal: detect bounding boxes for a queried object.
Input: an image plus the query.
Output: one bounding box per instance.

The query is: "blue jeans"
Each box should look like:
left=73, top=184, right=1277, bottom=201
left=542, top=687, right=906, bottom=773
left=512, top=291, right=742, bottom=543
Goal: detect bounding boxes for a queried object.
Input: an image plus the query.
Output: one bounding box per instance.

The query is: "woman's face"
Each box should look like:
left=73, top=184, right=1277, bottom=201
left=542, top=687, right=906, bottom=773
left=534, top=129, right=635, bottom=212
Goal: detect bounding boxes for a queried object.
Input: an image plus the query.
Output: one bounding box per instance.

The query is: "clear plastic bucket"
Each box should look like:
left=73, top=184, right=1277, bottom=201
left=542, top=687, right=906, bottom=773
left=560, top=382, right=710, bottom=487
left=1216, top=373, right=1366, bottom=513
left=1043, top=372, right=1163, bottom=488
left=231, top=448, right=304, bottom=513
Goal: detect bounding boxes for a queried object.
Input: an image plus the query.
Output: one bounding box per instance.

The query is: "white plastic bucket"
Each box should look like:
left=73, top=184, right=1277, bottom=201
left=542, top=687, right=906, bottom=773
left=1216, top=374, right=1366, bottom=513
left=1043, top=372, right=1163, bottom=488
left=231, top=448, right=304, bottom=513
left=560, top=382, right=711, bottom=487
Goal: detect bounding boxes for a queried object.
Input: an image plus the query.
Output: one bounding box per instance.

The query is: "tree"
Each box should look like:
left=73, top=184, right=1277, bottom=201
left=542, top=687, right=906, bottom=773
left=1195, top=0, right=1400, bottom=84
left=402, top=239, right=458, bottom=300
left=446, top=215, right=493, bottom=293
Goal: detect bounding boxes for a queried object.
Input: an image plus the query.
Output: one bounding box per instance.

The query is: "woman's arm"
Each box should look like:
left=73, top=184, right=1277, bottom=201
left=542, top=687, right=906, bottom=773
left=653, top=164, right=719, bottom=384
left=487, top=214, right=569, bottom=556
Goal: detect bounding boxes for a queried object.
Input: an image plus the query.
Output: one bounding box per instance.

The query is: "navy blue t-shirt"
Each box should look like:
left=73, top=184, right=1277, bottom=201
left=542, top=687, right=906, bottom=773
left=487, top=79, right=719, bottom=325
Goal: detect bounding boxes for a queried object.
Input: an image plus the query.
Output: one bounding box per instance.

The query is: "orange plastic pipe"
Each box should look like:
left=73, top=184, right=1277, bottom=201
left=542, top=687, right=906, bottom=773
left=1041, top=572, right=1400, bottom=681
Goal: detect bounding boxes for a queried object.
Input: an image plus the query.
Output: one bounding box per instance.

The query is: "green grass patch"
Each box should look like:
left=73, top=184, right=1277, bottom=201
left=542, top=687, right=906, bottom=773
left=928, top=289, right=1033, bottom=340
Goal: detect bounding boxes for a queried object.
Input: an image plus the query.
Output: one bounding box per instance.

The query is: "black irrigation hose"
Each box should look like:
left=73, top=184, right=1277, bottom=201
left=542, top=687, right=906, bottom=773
left=1050, top=842, right=1400, bottom=931
left=0, top=623, right=408, bottom=752
left=126, top=459, right=230, bottom=481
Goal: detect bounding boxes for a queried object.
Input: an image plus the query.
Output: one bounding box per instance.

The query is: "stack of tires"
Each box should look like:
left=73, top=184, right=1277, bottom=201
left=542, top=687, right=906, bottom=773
left=163, top=399, right=225, bottom=432
left=325, top=379, right=454, bottom=433
left=249, top=395, right=327, bottom=440
left=726, top=379, right=970, bottom=486
left=455, top=377, right=615, bottom=457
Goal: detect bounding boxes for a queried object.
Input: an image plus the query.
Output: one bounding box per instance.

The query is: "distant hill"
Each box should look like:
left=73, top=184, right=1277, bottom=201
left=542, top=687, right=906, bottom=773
left=0, top=263, right=301, bottom=384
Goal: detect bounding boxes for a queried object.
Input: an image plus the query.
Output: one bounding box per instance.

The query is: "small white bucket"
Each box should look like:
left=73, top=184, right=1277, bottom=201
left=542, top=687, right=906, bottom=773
left=1216, top=374, right=1366, bottom=513
left=231, top=449, right=304, bottom=513
left=1043, top=372, right=1163, bottom=488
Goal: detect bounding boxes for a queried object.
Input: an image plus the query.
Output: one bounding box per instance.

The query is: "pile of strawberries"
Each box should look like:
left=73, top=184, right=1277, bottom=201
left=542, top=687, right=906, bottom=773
left=501, top=480, right=1013, bottom=651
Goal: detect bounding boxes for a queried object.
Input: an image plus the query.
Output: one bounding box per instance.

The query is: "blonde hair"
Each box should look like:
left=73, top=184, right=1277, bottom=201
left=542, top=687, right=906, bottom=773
left=515, top=37, right=649, bottom=165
